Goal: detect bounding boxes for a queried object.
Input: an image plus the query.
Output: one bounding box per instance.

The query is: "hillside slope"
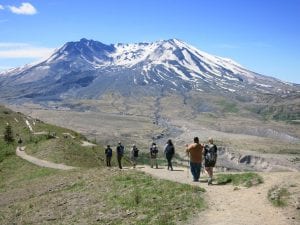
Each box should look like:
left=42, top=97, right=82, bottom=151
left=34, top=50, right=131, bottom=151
left=0, top=105, right=205, bottom=225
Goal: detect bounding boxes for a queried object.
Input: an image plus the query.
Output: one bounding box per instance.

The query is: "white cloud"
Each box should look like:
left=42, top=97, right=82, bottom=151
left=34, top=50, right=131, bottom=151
left=0, top=48, right=53, bottom=58
left=8, top=2, right=37, bottom=15
left=0, top=66, right=11, bottom=71
left=0, top=42, right=54, bottom=59
left=0, top=4, right=4, bottom=10
left=250, top=42, right=272, bottom=48
left=0, top=42, right=30, bottom=48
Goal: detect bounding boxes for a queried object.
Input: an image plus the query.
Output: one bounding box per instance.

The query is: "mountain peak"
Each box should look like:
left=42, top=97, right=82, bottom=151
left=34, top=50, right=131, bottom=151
left=165, top=38, right=183, bottom=44
left=79, top=38, right=90, bottom=43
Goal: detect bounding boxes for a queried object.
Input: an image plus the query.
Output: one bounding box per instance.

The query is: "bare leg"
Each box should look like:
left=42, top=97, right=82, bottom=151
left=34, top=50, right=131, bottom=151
left=205, top=167, right=213, bottom=184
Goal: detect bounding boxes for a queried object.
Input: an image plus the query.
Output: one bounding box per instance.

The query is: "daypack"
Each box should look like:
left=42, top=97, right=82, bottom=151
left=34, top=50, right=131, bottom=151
left=133, top=148, right=139, bottom=157
left=205, top=144, right=217, bottom=163
left=165, top=144, right=175, bottom=155
left=117, top=145, right=124, bottom=156
left=105, top=148, right=112, bottom=157
left=150, top=146, right=158, bottom=155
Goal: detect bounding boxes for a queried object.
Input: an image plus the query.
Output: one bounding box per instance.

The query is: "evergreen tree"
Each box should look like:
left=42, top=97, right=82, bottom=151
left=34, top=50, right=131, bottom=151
left=4, top=124, right=14, bottom=144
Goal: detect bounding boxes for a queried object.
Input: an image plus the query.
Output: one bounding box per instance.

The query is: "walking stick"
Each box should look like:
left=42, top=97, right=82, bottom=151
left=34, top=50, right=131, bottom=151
left=185, top=143, right=190, bottom=178
left=186, top=153, right=190, bottom=178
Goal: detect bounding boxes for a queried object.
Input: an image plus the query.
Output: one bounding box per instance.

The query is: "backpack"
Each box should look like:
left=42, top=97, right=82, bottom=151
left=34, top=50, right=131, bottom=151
left=205, top=144, right=217, bottom=163
left=150, top=146, right=158, bottom=155
left=105, top=148, right=112, bottom=157
left=133, top=148, right=139, bottom=157
left=165, top=144, right=175, bottom=155
left=117, top=145, right=124, bottom=156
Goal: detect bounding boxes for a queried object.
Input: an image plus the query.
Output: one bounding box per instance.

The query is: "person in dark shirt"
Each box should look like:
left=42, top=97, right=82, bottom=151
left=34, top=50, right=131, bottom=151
left=105, top=145, right=112, bottom=167
left=150, top=142, right=159, bottom=169
left=116, top=142, right=125, bottom=169
left=130, top=144, right=139, bottom=168
left=164, top=139, right=175, bottom=171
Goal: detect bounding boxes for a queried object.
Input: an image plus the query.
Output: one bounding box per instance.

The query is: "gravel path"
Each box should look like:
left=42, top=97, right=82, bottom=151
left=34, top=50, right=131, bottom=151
left=140, top=165, right=295, bottom=225
left=16, top=146, right=76, bottom=170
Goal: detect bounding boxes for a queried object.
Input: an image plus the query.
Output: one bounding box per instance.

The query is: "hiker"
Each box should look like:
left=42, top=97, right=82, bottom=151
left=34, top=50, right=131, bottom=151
left=17, top=137, right=23, bottom=146
left=105, top=145, right=112, bottom=167
left=116, top=141, right=125, bottom=169
left=204, top=137, right=218, bottom=185
left=164, top=139, right=175, bottom=171
left=186, top=137, right=204, bottom=182
left=130, top=144, right=139, bottom=168
left=150, top=142, right=159, bottom=168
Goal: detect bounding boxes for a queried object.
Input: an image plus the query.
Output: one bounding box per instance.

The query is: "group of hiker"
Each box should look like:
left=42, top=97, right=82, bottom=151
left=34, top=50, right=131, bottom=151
left=104, top=137, right=217, bottom=185
left=104, top=141, right=159, bottom=169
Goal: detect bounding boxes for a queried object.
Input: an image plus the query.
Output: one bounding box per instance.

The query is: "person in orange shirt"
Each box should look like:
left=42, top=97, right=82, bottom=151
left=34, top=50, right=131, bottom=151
left=186, top=137, right=204, bottom=182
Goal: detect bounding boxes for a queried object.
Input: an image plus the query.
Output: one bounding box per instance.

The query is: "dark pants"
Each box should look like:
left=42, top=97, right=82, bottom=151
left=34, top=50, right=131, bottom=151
left=106, top=156, right=111, bottom=167
left=166, top=154, right=173, bottom=170
left=117, top=155, right=123, bottom=169
left=190, top=162, right=201, bottom=181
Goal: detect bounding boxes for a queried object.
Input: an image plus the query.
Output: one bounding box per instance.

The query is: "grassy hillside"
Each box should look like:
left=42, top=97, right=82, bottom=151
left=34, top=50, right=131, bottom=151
left=0, top=105, right=206, bottom=225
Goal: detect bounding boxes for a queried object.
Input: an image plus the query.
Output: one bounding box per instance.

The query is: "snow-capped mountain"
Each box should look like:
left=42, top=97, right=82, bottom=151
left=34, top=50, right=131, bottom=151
left=0, top=38, right=298, bottom=102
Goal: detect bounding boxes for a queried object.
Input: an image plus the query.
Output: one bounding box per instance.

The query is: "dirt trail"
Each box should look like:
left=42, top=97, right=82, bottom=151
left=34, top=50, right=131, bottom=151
left=140, top=166, right=296, bottom=225
left=16, top=147, right=76, bottom=170
left=81, top=141, right=97, bottom=147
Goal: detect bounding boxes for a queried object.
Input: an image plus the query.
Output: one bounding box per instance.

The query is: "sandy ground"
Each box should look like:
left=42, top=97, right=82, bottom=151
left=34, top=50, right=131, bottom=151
left=140, top=165, right=299, bottom=225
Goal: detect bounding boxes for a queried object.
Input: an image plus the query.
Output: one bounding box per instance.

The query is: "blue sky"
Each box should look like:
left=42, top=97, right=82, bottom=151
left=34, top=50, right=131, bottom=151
left=0, top=0, right=299, bottom=84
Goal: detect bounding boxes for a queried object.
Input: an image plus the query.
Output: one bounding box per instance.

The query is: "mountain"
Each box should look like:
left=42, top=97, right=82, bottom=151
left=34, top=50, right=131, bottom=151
left=0, top=38, right=299, bottom=123
left=0, top=38, right=298, bottom=101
